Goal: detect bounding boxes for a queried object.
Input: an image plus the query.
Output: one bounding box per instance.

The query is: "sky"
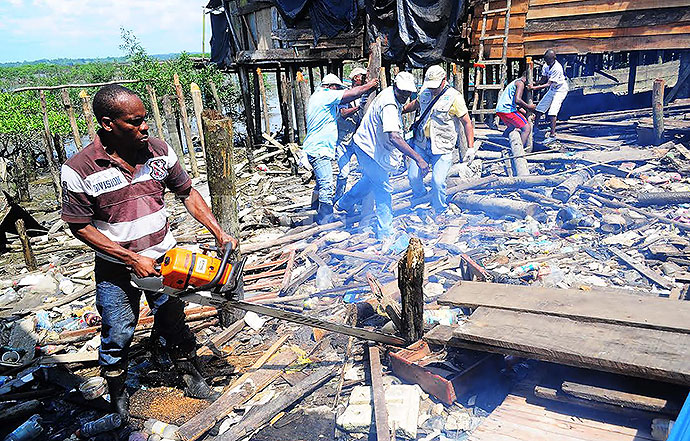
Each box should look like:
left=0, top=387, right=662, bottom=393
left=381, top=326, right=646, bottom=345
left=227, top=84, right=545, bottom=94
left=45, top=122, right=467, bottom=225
left=0, top=0, right=210, bottom=63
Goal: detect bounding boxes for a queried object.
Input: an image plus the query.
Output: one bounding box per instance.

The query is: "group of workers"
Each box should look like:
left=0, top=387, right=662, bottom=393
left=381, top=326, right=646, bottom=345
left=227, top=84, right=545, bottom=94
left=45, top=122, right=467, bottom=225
left=303, top=48, right=568, bottom=238
left=58, top=49, right=568, bottom=422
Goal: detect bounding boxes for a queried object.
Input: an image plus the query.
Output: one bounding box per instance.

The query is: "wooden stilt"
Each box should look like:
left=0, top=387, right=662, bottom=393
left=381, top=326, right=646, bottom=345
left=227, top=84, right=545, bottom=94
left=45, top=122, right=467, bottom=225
left=60, top=89, right=82, bottom=151
left=292, top=67, right=306, bottom=142
left=237, top=66, right=258, bottom=153
left=15, top=219, right=37, bottom=271
left=190, top=83, right=206, bottom=156
left=209, top=80, right=224, bottom=113
left=256, top=68, right=271, bottom=136
left=252, top=71, right=262, bottom=142
left=173, top=74, right=199, bottom=177
left=277, top=67, right=294, bottom=143
left=53, top=133, right=66, bottom=164
left=145, top=84, right=166, bottom=140
left=398, top=237, right=425, bottom=343
left=308, top=66, right=315, bottom=94
left=78, top=90, right=97, bottom=141
left=161, top=95, right=186, bottom=163
left=38, top=90, right=62, bottom=200
left=653, top=78, right=665, bottom=145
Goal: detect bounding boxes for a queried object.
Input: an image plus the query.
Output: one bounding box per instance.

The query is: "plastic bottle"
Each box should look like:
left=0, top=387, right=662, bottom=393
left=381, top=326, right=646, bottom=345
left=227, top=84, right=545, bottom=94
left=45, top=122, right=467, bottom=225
left=34, top=311, right=52, bottom=331
left=143, top=419, right=180, bottom=440
left=4, top=414, right=43, bottom=441
left=80, top=413, right=122, bottom=437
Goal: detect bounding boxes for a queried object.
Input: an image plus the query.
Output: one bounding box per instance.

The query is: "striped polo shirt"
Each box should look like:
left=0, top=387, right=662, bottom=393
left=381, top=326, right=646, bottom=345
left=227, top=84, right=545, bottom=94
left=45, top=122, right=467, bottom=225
left=61, top=132, right=191, bottom=264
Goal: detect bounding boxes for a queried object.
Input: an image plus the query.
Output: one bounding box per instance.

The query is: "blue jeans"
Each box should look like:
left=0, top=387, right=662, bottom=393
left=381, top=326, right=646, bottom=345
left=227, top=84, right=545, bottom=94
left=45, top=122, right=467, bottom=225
left=95, top=264, right=195, bottom=371
left=407, top=141, right=454, bottom=214
left=308, top=154, right=335, bottom=206
left=335, top=142, right=356, bottom=202
left=336, top=146, right=394, bottom=239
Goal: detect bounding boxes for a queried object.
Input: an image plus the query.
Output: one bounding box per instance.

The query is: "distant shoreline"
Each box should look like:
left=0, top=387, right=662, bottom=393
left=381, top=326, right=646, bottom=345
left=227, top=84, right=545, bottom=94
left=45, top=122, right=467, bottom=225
left=0, top=53, right=188, bottom=68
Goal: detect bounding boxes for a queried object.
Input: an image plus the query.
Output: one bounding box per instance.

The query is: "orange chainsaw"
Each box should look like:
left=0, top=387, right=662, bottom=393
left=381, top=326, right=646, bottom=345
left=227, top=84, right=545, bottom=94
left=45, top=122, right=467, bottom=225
left=131, top=243, right=405, bottom=346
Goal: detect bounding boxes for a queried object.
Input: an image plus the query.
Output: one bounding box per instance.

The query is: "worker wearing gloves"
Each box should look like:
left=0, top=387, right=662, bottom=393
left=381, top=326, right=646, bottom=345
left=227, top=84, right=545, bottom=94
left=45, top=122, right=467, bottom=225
left=531, top=49, right=569, bottom=145
left=335, top=67, right=368, bottom=202
left=60, top=85, right=238, bottom=420
left=403, top=65, right=476, bottom=216
left=301, top=73, right=378, bottom=224
left=335, top=72, right=430, bottom=239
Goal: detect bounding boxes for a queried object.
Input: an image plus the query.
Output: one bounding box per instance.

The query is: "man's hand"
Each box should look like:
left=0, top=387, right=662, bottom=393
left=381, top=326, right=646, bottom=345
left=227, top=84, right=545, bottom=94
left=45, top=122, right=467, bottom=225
left=463, top=147, right=477, bottom=163
left=126, top=254, right=160, bottom=278
left=416, top=158, right=430, bottom=176
left=365, top=78, right=379, bottom=90
left=216, top=231, right=238, bottom=254
left=527, top=103, right=537, bottom=112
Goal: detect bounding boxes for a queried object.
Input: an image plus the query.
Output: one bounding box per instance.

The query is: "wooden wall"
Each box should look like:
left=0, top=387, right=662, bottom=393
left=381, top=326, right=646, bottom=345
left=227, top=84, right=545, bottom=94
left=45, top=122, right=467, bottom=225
left=470, top=0, right=690, bottom=59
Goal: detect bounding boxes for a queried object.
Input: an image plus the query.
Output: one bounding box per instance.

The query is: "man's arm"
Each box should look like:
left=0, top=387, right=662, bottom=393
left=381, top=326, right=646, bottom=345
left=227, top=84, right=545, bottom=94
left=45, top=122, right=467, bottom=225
left=401, top=99, right=419, bottom=114
left=459, top=113, right=477, bottom=162
left=340, top=106, right=360, bottom=118
left=388, top=132, right=429, bottom=175
left=69, top=224, right=159, bottom=277
left=515, top=81, right=537, bottom=112
left=178, top=188, right=238, bottom=251
left=341, top=78, right=379, bottom=104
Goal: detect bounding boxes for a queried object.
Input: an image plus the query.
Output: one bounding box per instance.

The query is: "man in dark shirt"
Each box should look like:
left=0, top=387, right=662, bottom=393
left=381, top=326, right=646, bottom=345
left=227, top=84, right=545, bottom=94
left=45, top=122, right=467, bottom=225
left=61, top=85, right=237, bottom=420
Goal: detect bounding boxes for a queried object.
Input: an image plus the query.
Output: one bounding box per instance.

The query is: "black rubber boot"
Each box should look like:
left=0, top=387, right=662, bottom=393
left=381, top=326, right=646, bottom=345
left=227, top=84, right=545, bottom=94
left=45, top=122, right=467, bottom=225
left=104, top=371, right=129, bottom=422
left=175, top=358, right=219, bottom=400
left=315, top=203, right=334, bottom=225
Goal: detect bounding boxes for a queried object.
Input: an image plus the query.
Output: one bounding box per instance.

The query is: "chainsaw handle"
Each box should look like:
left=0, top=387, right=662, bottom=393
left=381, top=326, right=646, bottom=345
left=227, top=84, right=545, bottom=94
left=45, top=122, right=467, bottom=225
left=186, top=240, right=234, bottom=293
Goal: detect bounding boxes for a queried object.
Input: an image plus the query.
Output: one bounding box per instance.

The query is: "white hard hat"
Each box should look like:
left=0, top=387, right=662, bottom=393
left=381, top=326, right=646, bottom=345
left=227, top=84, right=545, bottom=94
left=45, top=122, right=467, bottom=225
left=321, top=74, right=345, bottom=88
left=349, top=67, right=367, bottom=79
left=394, top=71, right=417, bottom=93
left=423, top=65, right=446, bottom=89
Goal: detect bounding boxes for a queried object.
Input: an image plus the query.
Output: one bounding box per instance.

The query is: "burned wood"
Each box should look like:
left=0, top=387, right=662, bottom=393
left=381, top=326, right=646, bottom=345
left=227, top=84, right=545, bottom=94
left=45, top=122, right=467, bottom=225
left=560, top=381, right=681, bottom=415
left=551, top=169, right=595, bottom=202
left=399, top=237, right=425, bottom=344
left=636, top=191, right=690, bottom=207
left=15, top=219, right=36, bottom=271
left=450, top=193, right=547, bottom=222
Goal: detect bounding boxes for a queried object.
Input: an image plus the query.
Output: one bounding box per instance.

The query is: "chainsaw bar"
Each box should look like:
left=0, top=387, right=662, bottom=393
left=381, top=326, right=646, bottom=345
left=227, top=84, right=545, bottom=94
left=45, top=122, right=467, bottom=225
left=181, top=293, right=406, bottom=346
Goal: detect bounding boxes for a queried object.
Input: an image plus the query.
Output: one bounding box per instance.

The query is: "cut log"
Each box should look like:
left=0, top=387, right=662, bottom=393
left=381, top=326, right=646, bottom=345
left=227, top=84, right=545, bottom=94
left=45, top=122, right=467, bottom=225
left=398, top=237, right=425, bottom=344
left=508, top=130, right=530, bottom=176
left=551, top=169, right=595, bottom=202
left=450, top=193, right=547, bottom=222
left=637, top=191, right=690, bottom=207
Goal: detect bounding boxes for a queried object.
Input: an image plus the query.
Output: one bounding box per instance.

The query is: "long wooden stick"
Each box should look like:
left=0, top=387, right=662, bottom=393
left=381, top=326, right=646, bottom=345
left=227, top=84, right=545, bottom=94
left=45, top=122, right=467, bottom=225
left=60, top=89, right=82, bottom=151
left=78, top=90, right=97, bottom=140
left=14, top=79, right=141, bottom=93
left=173, top=73, right=200, bottom=177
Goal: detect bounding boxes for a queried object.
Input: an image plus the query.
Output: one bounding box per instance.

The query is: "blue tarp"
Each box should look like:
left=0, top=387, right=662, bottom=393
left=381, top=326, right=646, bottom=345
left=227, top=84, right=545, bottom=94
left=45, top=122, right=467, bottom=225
left=668, top=392, right=690, bottom=441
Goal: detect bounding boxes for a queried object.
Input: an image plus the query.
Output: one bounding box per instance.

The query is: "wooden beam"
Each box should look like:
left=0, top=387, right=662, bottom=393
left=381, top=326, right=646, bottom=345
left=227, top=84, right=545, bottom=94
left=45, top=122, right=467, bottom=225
left=145, top=84, right=166, bottom=141
left=189, top=83, right=206, bottom=156
left=452, top=308, right=690, bottom=385
left=527, top=0, right=690, bottom=20
left=439, top=280, right=690, bottom=333
left=78, top=90, right=97, bottom=141
left=560, top=381, right=681, bottom=415
left=523, top=22, right=690, bottom=42
left=525, top=7, right=690, bottom=33
left=368, top=344, right=391, bottom=441
left=610, top=247, right=672, bottom=290
left=525, top=34, right=690, bottom=55
left=173, top=73, right=200, bottom=177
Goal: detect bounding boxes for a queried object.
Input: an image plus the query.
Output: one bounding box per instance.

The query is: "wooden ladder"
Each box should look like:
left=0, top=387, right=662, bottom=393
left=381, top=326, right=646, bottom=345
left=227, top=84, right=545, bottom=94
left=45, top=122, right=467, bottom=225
left=471, top=0, right=512, bottom=120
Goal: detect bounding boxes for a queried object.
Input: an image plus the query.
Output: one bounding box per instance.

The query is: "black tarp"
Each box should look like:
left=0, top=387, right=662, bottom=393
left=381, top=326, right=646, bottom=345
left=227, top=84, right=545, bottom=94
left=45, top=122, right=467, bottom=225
left=271, top=0, right=358, bottom=44
left=368, top=0, right=464, bottom=68
left=207, top=0, right=233, bottom=68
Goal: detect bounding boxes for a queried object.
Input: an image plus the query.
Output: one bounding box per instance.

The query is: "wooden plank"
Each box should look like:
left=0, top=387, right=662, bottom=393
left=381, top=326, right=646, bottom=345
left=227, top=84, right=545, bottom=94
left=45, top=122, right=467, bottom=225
left=524, top=34, right=690, bottom=55
left=609, top=248, right=674, bottom=290
left=527, top=0, right=690, bottom=20
left=453, top=308, right=690, bottom=385
left=561, top=381, right=681, bottom=415
left=438, top=280, right=690, bottom=333
left=196, top=318, right=245, bottom=357
left=40, top=352, right=99, bottom=364
left=468, top=393, right=655, bottom=441
left=369, top=345, right=391, bottom=441
left=524, top=22, right=690, bottom=42
left=525, top=7, right=690, bottom=33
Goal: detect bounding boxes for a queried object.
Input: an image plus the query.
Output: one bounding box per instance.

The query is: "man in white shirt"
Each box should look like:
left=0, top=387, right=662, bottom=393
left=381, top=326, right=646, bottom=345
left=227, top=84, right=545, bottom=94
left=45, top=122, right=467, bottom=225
left=531, top=49, right=569, bottom=145
left=335, top=72, right=429, bottom=239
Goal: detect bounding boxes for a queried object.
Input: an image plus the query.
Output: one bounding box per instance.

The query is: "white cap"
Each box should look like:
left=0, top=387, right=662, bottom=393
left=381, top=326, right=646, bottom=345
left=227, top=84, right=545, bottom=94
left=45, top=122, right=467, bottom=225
left=394, top=71, right=417, bottom=93
left=321, top=74, right=345, bottom=88
left=349, top=67, right=367, bottom=79
left=423, top=65, right=446, bottom=89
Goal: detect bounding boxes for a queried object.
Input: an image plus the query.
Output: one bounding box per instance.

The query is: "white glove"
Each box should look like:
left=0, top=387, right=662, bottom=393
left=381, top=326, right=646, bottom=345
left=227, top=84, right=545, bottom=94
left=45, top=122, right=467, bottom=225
left=463, top=147, right=477, bottom=163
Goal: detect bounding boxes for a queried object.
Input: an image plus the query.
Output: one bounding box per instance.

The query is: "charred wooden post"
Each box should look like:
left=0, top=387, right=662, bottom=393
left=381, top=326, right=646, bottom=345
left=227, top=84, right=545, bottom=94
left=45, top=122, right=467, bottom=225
left=628, top=52, right=639, bottom=96
left=78, top=90, right=97, bottom=141
left=398, top=237, right=425, bottom=343
left=237, top=66, right=257, bottom=151
left=552, top=169, right=595, bottom=203
left=173, top=73, right=199, bottom=178
left=298, top=69, right=311, bottom=105
left=364, top=37, right=382, bottom=113
left=653, top=78, right=665, bottom=145
left=292, top=67, right=306, bottom=142
left=277, top=66, right=294, bottom=143
left=53, top=133, right=66, bottom=164
left=508, top=130, right=530, bottom=176
left=161, top=95, right=186, bottom=163
left=190, top=83, right=206, bottom=156
left=256, top=68, right=271, bottom=135
left=15, top=219, right=37, bottom=271
left=38, top=90, right=62, bottom=199
left=145, top=84, right=165, bottom=140
left=201, top=109, right=240, bottom=243
left=209, top=80, right=224, bottom=113
left=60, top=89, right=82, bottom=151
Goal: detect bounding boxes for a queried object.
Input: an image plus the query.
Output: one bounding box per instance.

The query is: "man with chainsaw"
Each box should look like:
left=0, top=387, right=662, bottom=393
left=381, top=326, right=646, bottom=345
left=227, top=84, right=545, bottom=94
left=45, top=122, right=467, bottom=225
left=403, top=65, right=476, bottom=219
left=61, top=85, right=237, bottom=420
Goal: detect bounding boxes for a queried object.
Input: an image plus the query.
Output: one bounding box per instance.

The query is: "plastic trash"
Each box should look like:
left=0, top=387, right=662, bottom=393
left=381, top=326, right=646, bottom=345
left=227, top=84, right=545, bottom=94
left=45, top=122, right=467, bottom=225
left=0, top=288, right=18, bottom=305
left=541, top=267, right=565, bottom=287
left=143, top=419, right=180, bottom=439
left=80, top=413, right=122, bottom=437
left=315, top=265, right=334, bottom=291
left=424, top=309, right=459, bottom=326
left=556, top=206, right=595, bottom=230
left=57, top=275, right=75, bottom=295
left=4, top=414, right=43, bottom=441
left=34, top=311, right=52, bottom=331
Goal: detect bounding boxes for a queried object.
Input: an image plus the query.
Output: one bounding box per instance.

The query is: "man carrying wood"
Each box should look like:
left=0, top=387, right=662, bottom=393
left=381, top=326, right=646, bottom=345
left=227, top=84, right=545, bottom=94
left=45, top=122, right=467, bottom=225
left=403, top=65, right=476, bottom=217
left=335, top=72, right=430, bottom=239
left=335, top=67, right=368, bottom=202
left=302, top=73, right=378, bottom=224
left=60, top=85, right=238, bottom=420
left=495, top=72, right=536, bottom=147
left=531, top=49, right=569, bottom=145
